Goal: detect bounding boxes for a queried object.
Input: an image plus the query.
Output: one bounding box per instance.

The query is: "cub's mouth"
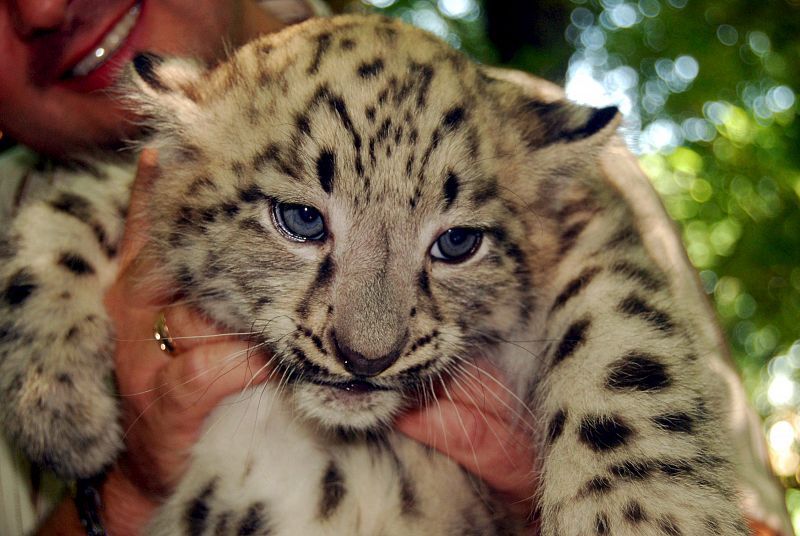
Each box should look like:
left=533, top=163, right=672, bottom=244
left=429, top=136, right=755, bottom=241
left=274, top=357, right=413, bottom=431
left=308, top=377, right=391, bottom=394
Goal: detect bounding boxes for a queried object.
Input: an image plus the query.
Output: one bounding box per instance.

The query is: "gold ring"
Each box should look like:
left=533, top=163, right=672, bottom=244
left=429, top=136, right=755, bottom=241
left=153, top=312, right=176, bottom=354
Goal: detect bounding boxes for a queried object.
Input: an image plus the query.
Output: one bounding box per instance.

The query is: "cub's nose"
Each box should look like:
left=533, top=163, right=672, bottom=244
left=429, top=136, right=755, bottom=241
left=331, top=331, right=407, bottom=377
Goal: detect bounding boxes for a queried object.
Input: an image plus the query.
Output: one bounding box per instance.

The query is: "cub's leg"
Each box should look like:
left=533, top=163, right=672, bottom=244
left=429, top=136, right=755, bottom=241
left=0, top=164, right=132, bottom=478
left=532, top=203, right=749, bottom=535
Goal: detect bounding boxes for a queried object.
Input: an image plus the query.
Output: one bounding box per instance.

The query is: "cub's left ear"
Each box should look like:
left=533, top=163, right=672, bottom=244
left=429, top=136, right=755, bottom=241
left=126, top=52, right=205, bottom=128
left=131, top=52, right=203, bottom=99
left=517, top=99, right=622, bottom=149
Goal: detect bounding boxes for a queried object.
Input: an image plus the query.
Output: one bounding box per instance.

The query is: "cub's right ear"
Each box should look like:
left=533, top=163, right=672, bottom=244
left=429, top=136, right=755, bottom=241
left=480, top=67, right=622, bottom=151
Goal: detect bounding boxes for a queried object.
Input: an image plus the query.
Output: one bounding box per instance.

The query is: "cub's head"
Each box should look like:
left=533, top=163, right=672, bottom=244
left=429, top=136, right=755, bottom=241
left=129, top=15, right=619, bottom=431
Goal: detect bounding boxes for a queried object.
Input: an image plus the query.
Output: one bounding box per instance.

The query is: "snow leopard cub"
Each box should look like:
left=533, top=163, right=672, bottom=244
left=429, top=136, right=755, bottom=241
left=0, top=14, right=749, bottom=535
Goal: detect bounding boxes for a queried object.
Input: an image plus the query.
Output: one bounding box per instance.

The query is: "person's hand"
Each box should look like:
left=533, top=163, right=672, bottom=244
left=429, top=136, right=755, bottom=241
left=100, top=151, right=270, bottom=534
left=396, top=362, right=538, bottom=523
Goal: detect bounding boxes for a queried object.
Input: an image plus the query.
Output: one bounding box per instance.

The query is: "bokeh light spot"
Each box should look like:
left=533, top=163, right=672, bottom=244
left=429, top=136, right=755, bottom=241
left=717, top=24, right=739, bottom=46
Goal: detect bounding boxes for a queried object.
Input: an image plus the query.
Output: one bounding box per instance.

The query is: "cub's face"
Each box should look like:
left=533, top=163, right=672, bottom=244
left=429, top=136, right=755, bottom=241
left=133, top=15, right=616, bottom=431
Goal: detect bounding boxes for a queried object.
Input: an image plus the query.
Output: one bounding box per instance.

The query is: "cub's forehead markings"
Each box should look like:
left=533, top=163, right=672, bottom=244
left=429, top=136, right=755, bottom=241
left=316, top=150, right=336, bottom=195
left=443, top=172, right=460, bottom=210
left=357, top=58, right=385, bottom=79
left=339, top=37, right=357, bottom=50
left=307, top=32, right=332, bottom=75
left=304, top=85, right=365, bottom=178
left=441, top=106, right=466, bottom=132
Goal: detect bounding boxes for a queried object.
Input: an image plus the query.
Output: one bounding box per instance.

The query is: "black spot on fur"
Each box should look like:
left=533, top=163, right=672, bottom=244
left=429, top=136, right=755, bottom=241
left=552, top=318, right=590, bottom=363
left=610, top=459, right=654, bottom=480
left=0, top=322, right=14, bottom=344
left=606, top=225, right=639, bottom=249
left=442, top=106, right=466, bottom=131
left=239, top=185, right=266, bottom=204
left=187, top=176, right=214, bottom=196
left=237, top=502, right=269, bottom=536
left=399, top=470, right=418, bottom=516
left=443, top=172, right=459, bottom=209
left=623, top=501, right=647, bottom=523
left=238, top=218, right=264, bottom=234
left=365, top=106, right=376, bottom=122
left=550, top=266, right=601, bottom=313
left=658, top=460, right=694, bottom=477
left=296, top=113, right=311, bottom=135
left=175, top=265, right=195, bottom=289
left=58, top=252, right=95, bottom=276
left=546, top=409, right=567, bottom=445
left=617, top=293, right=675, bottom=332
left=408, top=330, right=438, bottom=354
left=558, top=219, right=590, bottom=256
left=582, top=476, right=613, bottom=495
left=50, top=193, right=92, bottom=221
left=316, top=151, right=336, bottom=194
left=611, top=261, right=663, bottom=291
left=184, top=479, right=216, bottom=536
left=357, top=58, right=384, bottom=78
left=554, top=197, right=596, bottom=222
left=652, top=412, right=695, bottom=434
left=313, top=255, right=335, bottom=289
left=313, top=87, right=364, bottom=176
left=606, top=352, right=671, bottom=391
left=252, top=144, right=280, bottom=170
left=318, top=461, right=346, bottom=519
left=222, top=203, right=240, bottom=218
left=596, top=513, right=610, bottom=534
left=308, top=32, right=332, bottom=74
left=49, top=370, right=70, bottom=386
left=418, top=270, right=432, bottom=298
left=50, top=193, right=116, bottom=257
left=5, top=269, right=37, bottom=305
left=297, top=255, right=335, bottom=319
left=340, top=38, right=356, bottom=50
left=231, top=161, right=246, bottom=178
left=471, top=178, right=498, bottom=206
left=214, top=511, right=232, bottom=535
left=579, top=415, right=633, bottom=452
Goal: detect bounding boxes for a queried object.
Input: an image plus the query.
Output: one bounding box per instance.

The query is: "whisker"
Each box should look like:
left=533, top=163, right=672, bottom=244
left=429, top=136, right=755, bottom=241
left=449, top=358, right=539, bottom=430
left=447, top=371, right=516, bottom=464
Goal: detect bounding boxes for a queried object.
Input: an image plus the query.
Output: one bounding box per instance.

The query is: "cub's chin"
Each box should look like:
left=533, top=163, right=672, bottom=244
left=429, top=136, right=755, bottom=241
left=292, top=380, right=406, bottom=431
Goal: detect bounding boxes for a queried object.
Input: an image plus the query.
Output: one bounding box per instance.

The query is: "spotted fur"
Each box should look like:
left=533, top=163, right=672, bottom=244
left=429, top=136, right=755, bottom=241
left=0, top=15, right=748, bottom=535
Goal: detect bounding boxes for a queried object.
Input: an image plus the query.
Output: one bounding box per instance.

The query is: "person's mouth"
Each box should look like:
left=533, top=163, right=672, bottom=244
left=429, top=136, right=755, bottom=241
left=55, top=0, right=145, bottom=92
left=67, top=2, right=141, bottom=78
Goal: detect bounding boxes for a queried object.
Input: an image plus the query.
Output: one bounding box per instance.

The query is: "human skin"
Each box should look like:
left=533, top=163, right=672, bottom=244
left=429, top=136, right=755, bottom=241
left=0, top=0, right=283, bottom=157
left=3, top=2, right=537, bottom=534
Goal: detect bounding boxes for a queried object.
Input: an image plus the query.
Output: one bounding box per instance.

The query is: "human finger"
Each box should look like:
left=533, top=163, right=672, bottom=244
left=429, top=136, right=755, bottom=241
left=396, top=397, right=536, bottom=501
left=117, top=148, right=159, bottom=275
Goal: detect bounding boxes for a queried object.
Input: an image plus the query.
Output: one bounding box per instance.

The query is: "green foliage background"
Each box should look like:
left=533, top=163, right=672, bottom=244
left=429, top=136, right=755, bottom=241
left=338, top=0, right=800, bottom=529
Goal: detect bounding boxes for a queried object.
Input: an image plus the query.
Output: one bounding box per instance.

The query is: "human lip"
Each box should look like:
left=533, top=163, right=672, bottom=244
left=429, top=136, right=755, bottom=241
left=55, top=0, right=144, bottom=92
left=67, top=2, right=142, bottom=78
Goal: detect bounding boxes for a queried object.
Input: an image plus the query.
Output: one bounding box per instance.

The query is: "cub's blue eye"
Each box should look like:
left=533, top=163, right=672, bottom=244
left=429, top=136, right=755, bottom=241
left=430, top=228, right=482, bottom=262
left=273, top=203, right=326, bottom=241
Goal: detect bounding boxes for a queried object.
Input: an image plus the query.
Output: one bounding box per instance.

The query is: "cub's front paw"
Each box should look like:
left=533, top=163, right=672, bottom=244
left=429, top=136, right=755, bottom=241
left=0, top=321, right=122, bottom=478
